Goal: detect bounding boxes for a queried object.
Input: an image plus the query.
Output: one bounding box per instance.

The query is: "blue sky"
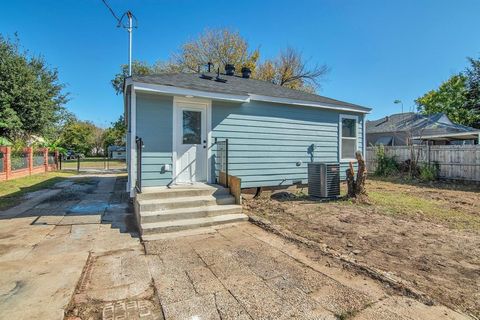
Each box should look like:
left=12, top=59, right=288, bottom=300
left=2, top=0, right=480, bottom=127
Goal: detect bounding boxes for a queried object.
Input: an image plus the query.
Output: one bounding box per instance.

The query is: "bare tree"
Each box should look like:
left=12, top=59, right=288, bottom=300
left=256, top=47, right=329, bottom=93
left=174, top=28, right=259, bottom=74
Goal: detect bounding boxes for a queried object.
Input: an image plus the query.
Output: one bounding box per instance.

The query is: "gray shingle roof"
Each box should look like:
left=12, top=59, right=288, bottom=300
left=366, top=112, right=478, bottom=136
left=131, top=73, right=370, bottom=111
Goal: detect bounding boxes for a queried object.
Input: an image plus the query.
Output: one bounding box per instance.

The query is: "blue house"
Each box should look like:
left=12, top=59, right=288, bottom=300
left=124, top=70, right=370, bottom=237
left=124, top=71, right=370, bottom=196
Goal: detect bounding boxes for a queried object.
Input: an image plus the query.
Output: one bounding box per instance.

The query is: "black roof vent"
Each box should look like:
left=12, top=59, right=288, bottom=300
left=241, top=66, right=251, bottom=79
left=215, top=67, right=227, bottom=83
left=225, top=64, right=235, bottom=76
left=200, top=74, right=213, bottom=80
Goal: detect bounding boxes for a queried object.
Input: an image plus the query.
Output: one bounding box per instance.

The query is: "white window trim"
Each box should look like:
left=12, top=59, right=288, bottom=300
left=339, top=114, right=359, bottom=162
left=172, top=96, right=213, bottom=185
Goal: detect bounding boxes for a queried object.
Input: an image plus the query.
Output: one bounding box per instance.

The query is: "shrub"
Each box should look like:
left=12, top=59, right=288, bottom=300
left=374, top=145, right=399, bottom=176
left=419, top=162, right=439, bottom=181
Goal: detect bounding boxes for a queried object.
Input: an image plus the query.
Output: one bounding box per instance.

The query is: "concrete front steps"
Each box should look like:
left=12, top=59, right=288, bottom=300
left=134, top=184, right=247, bottom=240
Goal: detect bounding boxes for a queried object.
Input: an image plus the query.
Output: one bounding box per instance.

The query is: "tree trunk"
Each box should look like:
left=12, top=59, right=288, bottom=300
left=346, top=152, right=368, bottom=202
left=346, top=161, right=356, bottom=198
left=355, top=156, right=367, bottom=196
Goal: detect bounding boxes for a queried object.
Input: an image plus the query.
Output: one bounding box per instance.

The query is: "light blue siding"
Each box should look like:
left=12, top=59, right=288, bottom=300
left=133, top=92, right=365, bottom=189
left=136, top=93, right=173, bottom=187
left=212, top=100, right=364, bottom=188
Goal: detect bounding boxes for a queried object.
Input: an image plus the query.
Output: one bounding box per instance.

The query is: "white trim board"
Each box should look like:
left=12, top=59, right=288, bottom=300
left=172, top=96, right=213, bottom=185
left=134, top=83, right=249, bottom=103
left=339, top=114, right=359, bottom=162
left=129, top=88, right=137, bottom=197
left=129, top=79, right=371, bottom=114
left=248, top=94, right=371, bottom=114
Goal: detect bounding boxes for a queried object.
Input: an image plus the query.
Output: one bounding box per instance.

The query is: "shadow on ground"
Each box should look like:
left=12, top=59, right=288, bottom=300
left=0, top=174, right=138, bottom=236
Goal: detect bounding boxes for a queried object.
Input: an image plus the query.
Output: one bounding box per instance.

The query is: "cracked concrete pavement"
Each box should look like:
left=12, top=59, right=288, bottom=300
left=143, top=223, right=471, bottom=320
left=0, top=174, right=146, bottom=320
left=0, top=173, right=472, bottom=320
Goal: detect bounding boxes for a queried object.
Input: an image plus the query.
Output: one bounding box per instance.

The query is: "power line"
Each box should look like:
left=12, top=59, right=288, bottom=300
left=101, top=0, right=121, bottom=24
left=100, top=0, right=138, bottom=76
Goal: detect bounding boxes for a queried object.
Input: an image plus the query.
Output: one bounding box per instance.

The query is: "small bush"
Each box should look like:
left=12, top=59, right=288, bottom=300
left=374, top=145, right=399, bottom=176
left=419, top=162, right=439, bottom=181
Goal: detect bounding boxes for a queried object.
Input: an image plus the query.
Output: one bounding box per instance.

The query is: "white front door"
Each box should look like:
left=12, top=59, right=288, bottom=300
left=174, top=102, right=208, bottom=183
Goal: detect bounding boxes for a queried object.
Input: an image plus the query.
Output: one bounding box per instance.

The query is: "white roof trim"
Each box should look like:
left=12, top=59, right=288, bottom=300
left=412, top=131, right=480, bottom=140
left=248, top=94, right=370, bottom=114
left=132, top=82, right=250, bottom=103
left=128, top=79, right=371, bottom=114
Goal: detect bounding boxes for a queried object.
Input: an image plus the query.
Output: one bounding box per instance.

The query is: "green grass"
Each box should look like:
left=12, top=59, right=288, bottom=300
left=61, top=157, right=126, bottom=170
left=335, top=180, right=480, bottom=231
left=0, top=171, right=75, bottom=210
left=367, top=188, right=480, bottom=231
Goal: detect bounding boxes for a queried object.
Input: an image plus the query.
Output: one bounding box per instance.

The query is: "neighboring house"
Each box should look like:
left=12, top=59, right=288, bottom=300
left=123, top=71, right=370, bottom=196
left=108, top=145, right=126, bottom=159
left=366, top=112, right=480, bottom=146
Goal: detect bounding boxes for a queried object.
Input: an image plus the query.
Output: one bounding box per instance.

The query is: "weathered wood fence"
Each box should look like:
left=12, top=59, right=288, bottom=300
left=0, top=146, right=58, bottom=182
left=366, top=145, right=480, bottom=182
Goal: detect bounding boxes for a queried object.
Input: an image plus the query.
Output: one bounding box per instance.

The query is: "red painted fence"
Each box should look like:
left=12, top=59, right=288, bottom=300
left=0, top=146, right=58, bottom=182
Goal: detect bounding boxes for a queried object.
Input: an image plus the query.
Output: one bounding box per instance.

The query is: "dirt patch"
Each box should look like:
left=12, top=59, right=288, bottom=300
left=65, top=250, right=163, bottom=320
left=243, top=179, right=480, bottom=318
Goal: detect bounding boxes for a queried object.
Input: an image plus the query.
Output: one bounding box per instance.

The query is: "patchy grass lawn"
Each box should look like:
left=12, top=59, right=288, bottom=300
left=243, top=178, right=480, bottom=317
left=0, top=171, right=75, bottom=210
left=359, top=179, right=480, bottom=231
left=61, top=157, right=126, bottom=170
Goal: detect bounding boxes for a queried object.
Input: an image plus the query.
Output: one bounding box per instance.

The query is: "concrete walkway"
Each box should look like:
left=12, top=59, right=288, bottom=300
left=0, top=174, right=472, bottom=320
left=0, top=174, right=146, bottom=320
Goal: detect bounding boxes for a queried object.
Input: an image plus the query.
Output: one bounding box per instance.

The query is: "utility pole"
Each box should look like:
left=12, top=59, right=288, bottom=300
left=127, top=11, right=133, bottom=76
left=101, top=1, right=136, bottom=76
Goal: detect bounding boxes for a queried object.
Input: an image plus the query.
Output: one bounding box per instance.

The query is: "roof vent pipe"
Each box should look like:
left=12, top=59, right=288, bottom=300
left=225, top=64, right=235, bottom=76
left=241, top=66, right=251, bottom=79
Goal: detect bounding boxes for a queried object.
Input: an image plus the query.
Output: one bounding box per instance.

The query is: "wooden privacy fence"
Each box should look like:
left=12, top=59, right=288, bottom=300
left=366, top=145, right=480, bottom=182
left=0, top=146, right=59, bottom=182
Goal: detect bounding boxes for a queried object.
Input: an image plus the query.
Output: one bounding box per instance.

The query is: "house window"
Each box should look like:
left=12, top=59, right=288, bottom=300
left=182, top=110, right=202, bottom=144
left=340, top=115, right=358, bottom=160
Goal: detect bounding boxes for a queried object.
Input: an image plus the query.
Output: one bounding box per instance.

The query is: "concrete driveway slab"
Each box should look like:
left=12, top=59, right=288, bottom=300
left=0, top=174, right=143, bottom=320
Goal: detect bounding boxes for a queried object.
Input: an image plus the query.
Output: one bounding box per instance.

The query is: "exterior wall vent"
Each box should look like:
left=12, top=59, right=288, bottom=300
left=307, top=163, right=340, bottom=198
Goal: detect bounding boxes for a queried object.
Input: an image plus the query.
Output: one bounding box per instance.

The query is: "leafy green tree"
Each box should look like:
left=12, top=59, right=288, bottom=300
left=416, top=57, right=480, bottom=128
left=0, top=35, right=68, bottom=141
left=59, top=119, right=97, bottom=156
left=111, top=61, right=180, bottom=95
left=465, top=57, right=480, bottom=127
left=415, top=74, right=471, bottom=124
left=103, top=115, right=126, bottom=147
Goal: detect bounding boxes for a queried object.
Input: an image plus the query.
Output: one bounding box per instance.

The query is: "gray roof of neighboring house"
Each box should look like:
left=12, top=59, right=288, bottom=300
left=366, top=112, right=479, bottom=137
left=130, top=73, right=370, bottom=111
